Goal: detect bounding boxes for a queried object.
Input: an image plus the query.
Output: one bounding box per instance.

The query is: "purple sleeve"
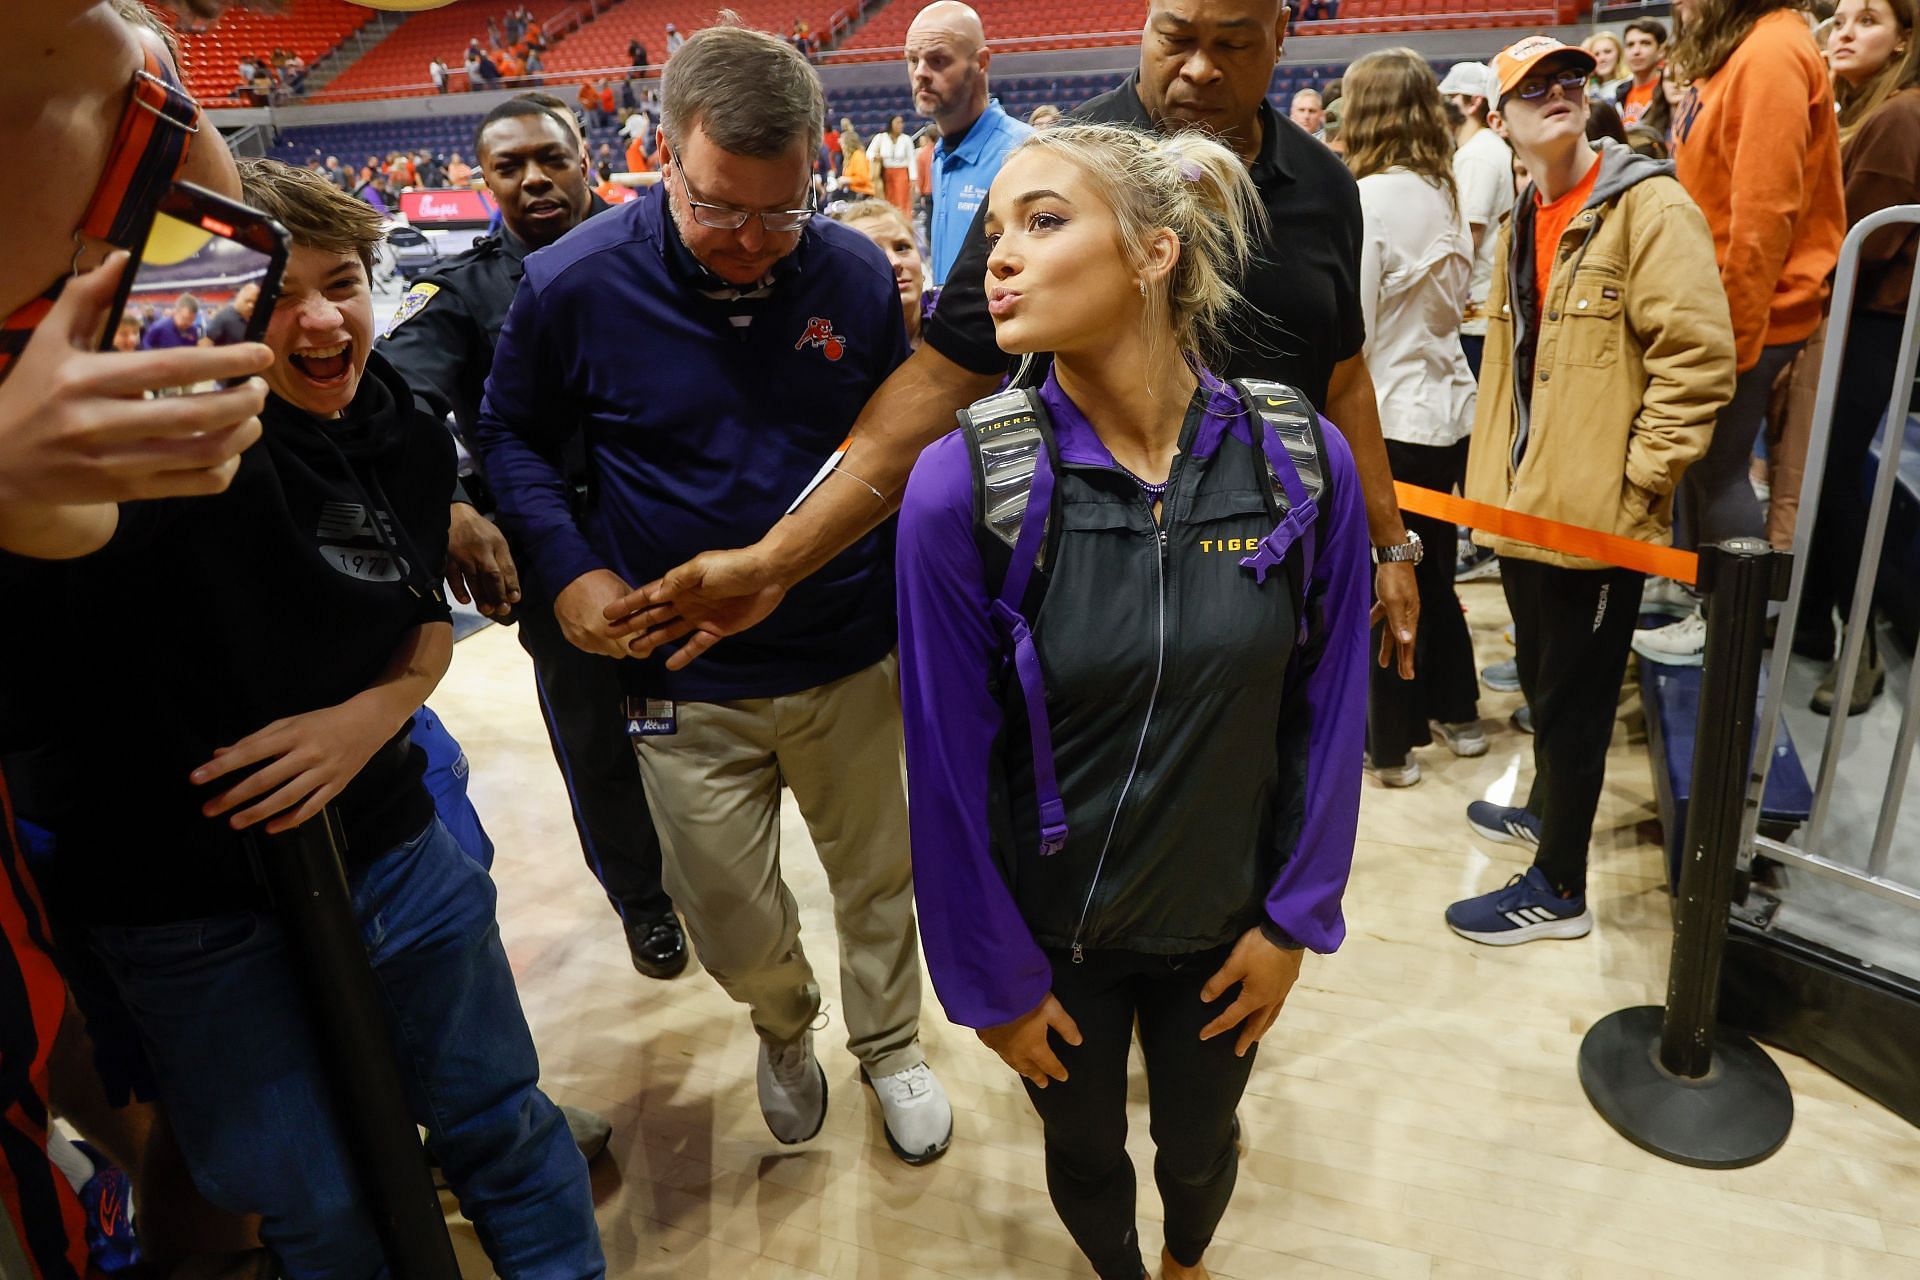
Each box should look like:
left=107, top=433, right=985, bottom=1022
left=1265, top=416, right=1368, bottom=951
left=473, top=275, right=608, bottom=598
left=896, top=430, right=1053, bottom=1029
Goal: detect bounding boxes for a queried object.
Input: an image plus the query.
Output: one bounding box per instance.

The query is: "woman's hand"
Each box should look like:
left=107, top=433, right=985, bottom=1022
left=977, top=993, right=1083, bottom=1088
left=1199, top=927, right=1305, bottom=1057
left=190, top=698, right=404, bottom=834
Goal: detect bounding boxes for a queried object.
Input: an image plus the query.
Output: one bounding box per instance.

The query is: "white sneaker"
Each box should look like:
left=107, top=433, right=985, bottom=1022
left=1642, top=576, right=1696, bottom=619
left=862, top=1061, right=952, bottom=1165
left=1364, top=754, right=1421, bottom=787
left=758, top=1030, right=828, bottom=1144
left=1429, top=719, right=1488, bottom=757
left=1632, top=610, right=1707, bottom=667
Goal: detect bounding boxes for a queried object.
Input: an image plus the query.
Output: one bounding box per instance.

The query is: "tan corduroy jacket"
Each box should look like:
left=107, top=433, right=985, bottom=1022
left=1465, top=141, right=1737, bottom=570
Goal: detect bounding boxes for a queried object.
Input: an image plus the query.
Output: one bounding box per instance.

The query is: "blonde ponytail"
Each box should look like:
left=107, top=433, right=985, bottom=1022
left=1002, top=122, right=1263, bottom=369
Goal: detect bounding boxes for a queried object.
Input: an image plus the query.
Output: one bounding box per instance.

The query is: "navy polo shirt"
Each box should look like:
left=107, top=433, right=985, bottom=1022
left=475, top=183, right=911, bottom=701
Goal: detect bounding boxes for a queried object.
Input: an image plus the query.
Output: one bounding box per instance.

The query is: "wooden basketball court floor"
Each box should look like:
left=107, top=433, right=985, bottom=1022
left=430, top=579, right=1920, bottom=1279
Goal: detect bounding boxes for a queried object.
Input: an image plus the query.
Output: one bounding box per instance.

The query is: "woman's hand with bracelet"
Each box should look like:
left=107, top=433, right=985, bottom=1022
left=1199, top=927, right=1306, bottom=1057
left=978, top=993, right=1084, bottom=1089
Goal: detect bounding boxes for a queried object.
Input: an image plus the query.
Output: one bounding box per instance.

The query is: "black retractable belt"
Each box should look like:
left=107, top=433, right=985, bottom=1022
left=253, top=809, right=460, bottom=1277
left=1578, top=538, right=1796, bottom=1169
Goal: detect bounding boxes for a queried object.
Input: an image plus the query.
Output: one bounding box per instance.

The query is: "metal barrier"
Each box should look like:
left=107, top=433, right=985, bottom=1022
left=1742, top=206, right=1920, bottom=912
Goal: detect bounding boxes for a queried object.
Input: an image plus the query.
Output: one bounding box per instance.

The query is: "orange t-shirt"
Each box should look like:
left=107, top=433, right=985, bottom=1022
left=1533, top=154, right=1602, bottom=308
left=1621, top=76, right=1657, bottom=127
left=625, top=136, right=652, bottom=173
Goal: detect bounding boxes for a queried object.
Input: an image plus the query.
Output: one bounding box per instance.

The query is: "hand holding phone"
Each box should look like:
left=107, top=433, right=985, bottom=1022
left=0, top=251, right=271, bottom=510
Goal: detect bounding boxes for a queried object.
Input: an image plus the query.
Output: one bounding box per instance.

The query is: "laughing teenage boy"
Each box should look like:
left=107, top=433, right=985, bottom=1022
left=0, top=158, right=602, bottom=1276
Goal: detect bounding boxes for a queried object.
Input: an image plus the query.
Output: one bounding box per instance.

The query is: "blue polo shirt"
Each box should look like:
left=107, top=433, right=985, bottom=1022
left=930, top=100, right=1031, bottom=286
left=474, top=183, right=911, bottom=701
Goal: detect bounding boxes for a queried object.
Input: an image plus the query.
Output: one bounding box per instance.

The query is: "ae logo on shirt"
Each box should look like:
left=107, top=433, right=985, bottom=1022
left=316, top=501, right=410, bottom=583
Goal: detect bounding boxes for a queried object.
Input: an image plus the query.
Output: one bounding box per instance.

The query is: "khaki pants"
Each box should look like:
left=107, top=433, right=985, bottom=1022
left=631, top=656, right=923, bottom=1077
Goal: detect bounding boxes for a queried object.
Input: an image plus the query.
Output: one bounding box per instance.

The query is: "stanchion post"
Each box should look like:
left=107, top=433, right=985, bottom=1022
left=254, top=810, right=461, bottom=1279
left=1577, top=537, right=1795, bottom=1168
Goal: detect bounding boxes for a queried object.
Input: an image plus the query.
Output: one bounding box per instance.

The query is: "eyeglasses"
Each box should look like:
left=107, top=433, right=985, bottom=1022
left=673, top=165, right=815, bottom=232
left=1512, top=68, right=1592, bottom=101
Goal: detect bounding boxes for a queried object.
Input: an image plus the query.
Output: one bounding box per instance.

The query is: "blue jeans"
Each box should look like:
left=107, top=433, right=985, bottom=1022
left=91, top=818, right=603, bottom=1279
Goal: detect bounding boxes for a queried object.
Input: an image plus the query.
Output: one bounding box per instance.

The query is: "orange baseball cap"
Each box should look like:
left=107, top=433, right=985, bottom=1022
left=1491, top=35, right=1597, bottom=105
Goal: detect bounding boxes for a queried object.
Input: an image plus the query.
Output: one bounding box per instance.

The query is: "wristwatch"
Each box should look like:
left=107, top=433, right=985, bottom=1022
left=1372, top=530, right=1424, bottom=565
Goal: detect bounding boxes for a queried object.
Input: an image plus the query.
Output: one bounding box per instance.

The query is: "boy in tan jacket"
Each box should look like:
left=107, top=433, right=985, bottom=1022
left=1446, top=36, right=1736, bottom=946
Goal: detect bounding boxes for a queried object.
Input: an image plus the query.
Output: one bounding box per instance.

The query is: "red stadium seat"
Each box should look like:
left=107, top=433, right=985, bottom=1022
left=157, top=0, right=374, bottom=104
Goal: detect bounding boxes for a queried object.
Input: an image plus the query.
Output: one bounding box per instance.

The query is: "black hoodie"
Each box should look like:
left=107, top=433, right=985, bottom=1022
left=41, top=351, right=455, bottom=925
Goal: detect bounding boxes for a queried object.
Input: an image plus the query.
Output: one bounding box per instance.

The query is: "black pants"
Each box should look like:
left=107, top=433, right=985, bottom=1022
left=1460, top=332, right=1485, bottom=379
left=1501, top=559, right=1645, bottom=895
left=1799, top=310, right=1909, bottom=635
left=1674, top=343, right=1803, bottom=552
left=1022, top=946, right=1256, bottom=1280
left=1368, top=439, right=1479, bottom=766
left=513, top=582, right=673, bottom=921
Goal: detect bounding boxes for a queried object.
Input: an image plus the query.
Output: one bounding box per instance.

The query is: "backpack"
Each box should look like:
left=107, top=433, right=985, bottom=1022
left=959, top=378, right=1333, bottom=857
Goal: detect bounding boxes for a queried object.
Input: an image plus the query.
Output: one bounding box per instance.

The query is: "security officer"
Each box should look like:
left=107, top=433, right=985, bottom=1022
left=380, top=95, right=687, bottom=979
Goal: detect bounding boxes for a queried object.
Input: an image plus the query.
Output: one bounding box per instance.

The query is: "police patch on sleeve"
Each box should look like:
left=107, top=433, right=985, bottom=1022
left=382, top=282, right=440, bottom=338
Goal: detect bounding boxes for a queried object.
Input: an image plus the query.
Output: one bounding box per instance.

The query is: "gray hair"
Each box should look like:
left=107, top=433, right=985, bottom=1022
left=661, top=17, right=824, bottom=159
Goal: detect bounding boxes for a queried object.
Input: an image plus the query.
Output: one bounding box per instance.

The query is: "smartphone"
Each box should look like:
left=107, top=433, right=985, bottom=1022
left=103, top=181, right=290, bottom=392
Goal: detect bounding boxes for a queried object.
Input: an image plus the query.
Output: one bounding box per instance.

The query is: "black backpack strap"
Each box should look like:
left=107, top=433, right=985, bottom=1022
left=960, top=389, right=1069, bottom=856
left=1230, top=379, right=1331, bottom=645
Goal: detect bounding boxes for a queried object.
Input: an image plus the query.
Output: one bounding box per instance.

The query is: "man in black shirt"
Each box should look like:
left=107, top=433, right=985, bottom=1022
left=200, top=280, right=258, bottom=346
left=613, top=0, right=1423, bottom=681
left=379, top=97, right=688, bottom=980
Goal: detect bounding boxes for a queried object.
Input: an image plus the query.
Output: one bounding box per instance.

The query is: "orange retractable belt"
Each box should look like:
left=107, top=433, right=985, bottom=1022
left=1396, top=482, right=1700, bottom=586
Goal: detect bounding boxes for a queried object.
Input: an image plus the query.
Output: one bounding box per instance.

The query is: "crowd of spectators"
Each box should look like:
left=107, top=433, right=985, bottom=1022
left=7, top=0, right=1920, bottom=1275
left=232, top=46, right=308, bottom=102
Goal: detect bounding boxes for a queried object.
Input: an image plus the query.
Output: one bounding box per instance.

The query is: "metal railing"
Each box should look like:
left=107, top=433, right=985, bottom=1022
left=1741, top=205, right=1920, bottom=912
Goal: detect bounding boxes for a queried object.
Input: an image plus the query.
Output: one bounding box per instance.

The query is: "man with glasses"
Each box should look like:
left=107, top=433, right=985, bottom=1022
left=1444, top=36, right=1732, bottom=945
left=474, top=22, right=953, bottom=1166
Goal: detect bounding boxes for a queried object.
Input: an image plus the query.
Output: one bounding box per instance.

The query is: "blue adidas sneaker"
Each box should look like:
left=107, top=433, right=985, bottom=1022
left=1446, top=867, right=1593, bottom=945
left=1466, top=801, right=1542, bottom=849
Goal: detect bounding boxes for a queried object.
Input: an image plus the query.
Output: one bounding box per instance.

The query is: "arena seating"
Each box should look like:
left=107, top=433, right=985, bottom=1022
left=271, top=63, right=1360, bottom=167
left=825, top=0, right=1584, bottom=59
left=527, top=0, right=851, bottom=77
left=831, top=0, right=1140, bottom=58
left=155, top=0, right=375, bottom=105
left=313, top=1, right=576, bottom=102
left=312, top=0, right=850, bottom=102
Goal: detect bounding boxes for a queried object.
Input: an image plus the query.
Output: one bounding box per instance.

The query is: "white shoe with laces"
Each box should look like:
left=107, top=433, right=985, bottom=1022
left=1429, top=719, right=1488, bottom=757
left=1642, top=576, right=1696, bottom=618
left=861, top=1061, right=953, bottom=1165
left=757, top=1030, right=828, bottom=1144
left=1632, top=609, right=1708, bottom=667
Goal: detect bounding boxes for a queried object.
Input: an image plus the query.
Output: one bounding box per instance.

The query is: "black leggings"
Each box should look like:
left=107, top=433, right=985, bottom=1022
left=1022, top=946, right=1256, bottom=1280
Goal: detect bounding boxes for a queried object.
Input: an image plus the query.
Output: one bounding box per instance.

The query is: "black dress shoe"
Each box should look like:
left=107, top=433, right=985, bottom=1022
left=625, top=911, right=689, bottom=979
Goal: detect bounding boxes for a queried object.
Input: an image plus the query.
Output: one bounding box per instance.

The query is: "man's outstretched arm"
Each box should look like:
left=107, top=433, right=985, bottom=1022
left=608, top=342, right=1000, bottom=668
